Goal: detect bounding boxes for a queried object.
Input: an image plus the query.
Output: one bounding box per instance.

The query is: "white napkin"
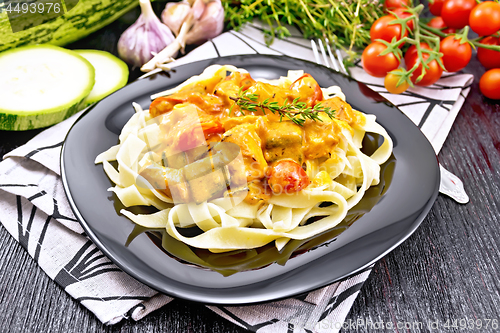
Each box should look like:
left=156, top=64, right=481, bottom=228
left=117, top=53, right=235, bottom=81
left=0, top=23, right=473, bottom=332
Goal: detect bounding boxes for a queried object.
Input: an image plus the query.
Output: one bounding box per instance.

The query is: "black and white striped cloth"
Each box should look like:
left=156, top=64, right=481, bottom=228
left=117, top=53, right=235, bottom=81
left=0, top=23, right=473, bottom=331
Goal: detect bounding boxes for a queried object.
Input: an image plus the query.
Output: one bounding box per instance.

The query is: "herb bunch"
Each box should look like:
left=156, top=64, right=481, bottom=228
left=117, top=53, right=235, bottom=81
left=221, top=0, right=385, bottom=62
left=230, top=90, right=335, bottom=126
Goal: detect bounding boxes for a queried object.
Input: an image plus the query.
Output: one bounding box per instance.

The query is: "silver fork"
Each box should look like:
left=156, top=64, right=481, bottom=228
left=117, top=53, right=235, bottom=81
left=311, top=39, right=469, bottom=204
left=311, top=38, right=347, bottom=75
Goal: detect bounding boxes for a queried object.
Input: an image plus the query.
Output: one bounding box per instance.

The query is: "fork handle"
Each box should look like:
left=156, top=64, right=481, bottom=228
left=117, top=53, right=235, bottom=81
left=439, top=164, right=469, bottom=204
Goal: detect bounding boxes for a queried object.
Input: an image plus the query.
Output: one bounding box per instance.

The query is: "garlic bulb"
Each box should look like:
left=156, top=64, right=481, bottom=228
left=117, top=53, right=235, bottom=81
left=161, top=0, right=224, bottom=45
left=118, top=0, right=176, bottom=67
left=142, top=0, right=224, bottom=73
left=190, top=0, right=209, bottom=20
left=161, top=1, right=191, bottom=36
left=186, top=0, right=224, bottom=45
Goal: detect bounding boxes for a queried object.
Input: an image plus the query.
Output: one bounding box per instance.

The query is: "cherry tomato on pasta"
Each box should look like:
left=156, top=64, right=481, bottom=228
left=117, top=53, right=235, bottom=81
left=266, top=159, right=310, bottom=194
left=479, top=69, right=500, bottom=100
left=469, top=1, right=500, bottom=36
left=440, top=36, right=472, bottom=72
left=441, top=0, right=477, bottom=29
left=477, top=36, right=500, bottom=69
left=384, top=69, right=410, bottom=94
left=200, top=119, right=224, bottom=136
left=362, top=42, right=401, bottom=77
left=239, top=73, right=256, bottom=90
left=289, top=74, right=323, bottom=106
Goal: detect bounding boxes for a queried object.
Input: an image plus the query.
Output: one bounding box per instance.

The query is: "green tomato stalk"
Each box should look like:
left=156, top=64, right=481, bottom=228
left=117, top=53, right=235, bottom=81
left=376, top=4, right=444, bottom=88
left=384, top=4, right=500, bottom=89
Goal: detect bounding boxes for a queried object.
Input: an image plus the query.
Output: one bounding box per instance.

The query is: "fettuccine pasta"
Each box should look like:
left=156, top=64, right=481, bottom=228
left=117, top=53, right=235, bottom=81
left=95, top=65, right=393, bottom=253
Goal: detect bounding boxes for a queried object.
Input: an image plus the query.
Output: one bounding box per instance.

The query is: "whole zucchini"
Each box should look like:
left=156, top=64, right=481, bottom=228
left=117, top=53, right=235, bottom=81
left=0, top=0, right=139, bottom=52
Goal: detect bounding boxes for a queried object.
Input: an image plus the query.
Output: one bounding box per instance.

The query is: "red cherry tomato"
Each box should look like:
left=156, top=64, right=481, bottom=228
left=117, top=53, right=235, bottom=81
left=200, top=119, right=224, bottom=137
left=391, top=7, right=415, bottom=30
left=428, top=16, right=446, bottom=29
left=384, top=0, right=411, bottom=11
left=266, top=159, right=311, bottom=193
left=404, top=43, right=431, bottom=64
left=479, top=68, right=500, bottom=100
left=427, top=18, right=456, bottom=41
left=477, top=36, right=500, bottom=69
left=407, top=58, right=443, bottom=86
left=441, top=0, right=477, bottom=29
left=289, top=74, right=323, bottom=106
left=440, top=36, right=472, bottom=72
left=442, top=28, right=457, bottom=34
left=405, top=44, right=443, bottom=86
left=469, top=1, right=500, bottom=36
left=362, top=42, right=401, bottom=77
left=427, top=16, right=456, bottom=35
left=429, top=0, right=446, bottom=16
left=370, top=15, right=408, bottom=45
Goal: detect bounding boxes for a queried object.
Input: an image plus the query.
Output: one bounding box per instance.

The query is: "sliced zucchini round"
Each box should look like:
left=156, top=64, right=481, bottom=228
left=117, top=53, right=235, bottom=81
left=0, top=45, right=95, bottom=131
left=74, top=50, right=129, bottom=106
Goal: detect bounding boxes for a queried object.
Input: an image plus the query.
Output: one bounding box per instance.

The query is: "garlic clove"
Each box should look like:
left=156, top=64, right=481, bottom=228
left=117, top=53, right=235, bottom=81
left=118, top=0, right=176, bottom=68
left=191, top=0, right=208, bottom=20
left=161, top=1, right=191, bottom=36
left=186, top=0, right=224, bottom=45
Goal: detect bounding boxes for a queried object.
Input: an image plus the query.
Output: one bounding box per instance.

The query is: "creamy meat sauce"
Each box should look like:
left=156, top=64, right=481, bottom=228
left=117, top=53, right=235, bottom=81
left=143, top=71, right=366, bottom=206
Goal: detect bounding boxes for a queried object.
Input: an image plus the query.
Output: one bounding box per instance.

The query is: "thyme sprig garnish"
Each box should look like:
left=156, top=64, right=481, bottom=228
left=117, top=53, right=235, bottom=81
left=229, top=90, right=335, bottom=126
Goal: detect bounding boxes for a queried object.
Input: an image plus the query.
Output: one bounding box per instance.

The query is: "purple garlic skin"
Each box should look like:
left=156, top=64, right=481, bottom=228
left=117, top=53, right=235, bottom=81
left=161, top=1, right=191, bottom=36
left=118, top=0, right=176, bottom=67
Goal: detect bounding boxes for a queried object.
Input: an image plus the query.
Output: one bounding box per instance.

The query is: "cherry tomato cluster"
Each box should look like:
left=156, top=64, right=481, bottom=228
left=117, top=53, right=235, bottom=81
left=361, top=0, right=500, bottom=100
left=431, top=0, right=500, bottom=99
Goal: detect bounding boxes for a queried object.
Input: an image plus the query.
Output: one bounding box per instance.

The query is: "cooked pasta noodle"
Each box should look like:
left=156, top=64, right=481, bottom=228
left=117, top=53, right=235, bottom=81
left=95, top=65, right=393, bottom=253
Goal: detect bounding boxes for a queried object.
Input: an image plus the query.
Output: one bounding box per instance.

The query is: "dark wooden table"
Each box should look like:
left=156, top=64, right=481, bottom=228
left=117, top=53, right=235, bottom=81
left=1, top=6, right=499, bottom=333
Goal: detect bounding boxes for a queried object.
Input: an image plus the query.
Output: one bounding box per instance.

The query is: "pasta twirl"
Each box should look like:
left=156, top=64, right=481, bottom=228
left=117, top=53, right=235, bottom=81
left=96, top=65, right=393, bottom=254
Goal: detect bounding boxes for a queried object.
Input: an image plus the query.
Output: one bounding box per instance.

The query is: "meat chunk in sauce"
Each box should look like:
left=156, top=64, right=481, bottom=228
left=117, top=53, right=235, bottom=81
left=302, top=116, right=341, bottom=160
left=221, top=123, right=268, bottom=181
left=261, top=121, right=304, bottom=164
left=320, top=97, right=366, bottom=127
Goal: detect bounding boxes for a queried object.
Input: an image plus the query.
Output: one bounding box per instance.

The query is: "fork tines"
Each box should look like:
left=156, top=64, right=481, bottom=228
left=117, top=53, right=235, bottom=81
left=311, top=39, right=347, bottom=75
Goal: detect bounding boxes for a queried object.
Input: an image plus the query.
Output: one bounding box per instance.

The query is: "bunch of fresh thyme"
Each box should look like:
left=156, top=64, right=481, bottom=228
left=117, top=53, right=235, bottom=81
left=229, top=90, right=335, bottom=126
left=221, top=0, right=385, bottom=62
